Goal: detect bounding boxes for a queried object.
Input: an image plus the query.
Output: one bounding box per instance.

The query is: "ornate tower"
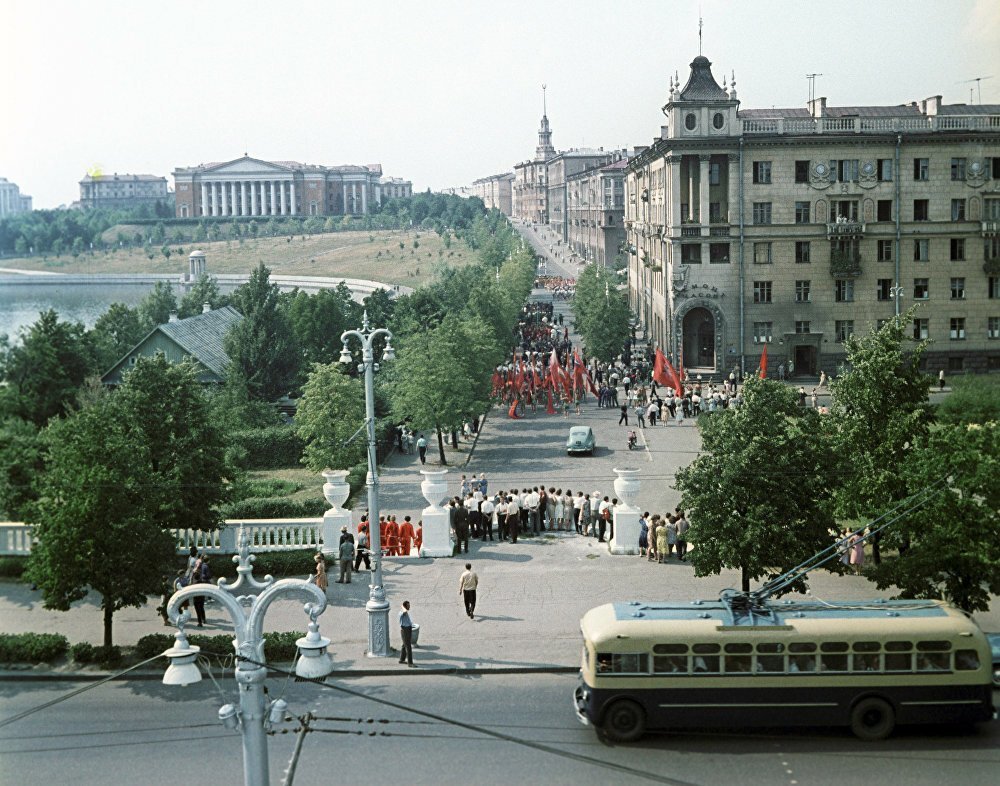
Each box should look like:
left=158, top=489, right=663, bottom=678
left=535, top=84, right=556, bottom=161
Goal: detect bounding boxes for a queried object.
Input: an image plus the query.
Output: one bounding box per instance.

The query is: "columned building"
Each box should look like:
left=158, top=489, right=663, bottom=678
left=566, top=156, right=628, bottom=268
left=79, top=173, right=168, bottom=210
left=0, top=177, right=32, bottom=217
left=512, top=90, right=557, bottom=224
left=173, top=156, right=403, bottom=219
left=626, top=53, right=1000, bottom=376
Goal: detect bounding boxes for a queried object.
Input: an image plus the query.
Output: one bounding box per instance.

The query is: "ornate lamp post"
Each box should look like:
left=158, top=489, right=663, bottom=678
left=162, top=526, right=333, bottom=786
left=890, top=284, right=905, bottom=318
left=339, top=311, right=396, bottom=657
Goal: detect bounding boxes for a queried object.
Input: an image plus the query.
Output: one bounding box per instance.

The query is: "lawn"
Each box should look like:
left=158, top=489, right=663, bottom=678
left=4, top=229, right=476, bottom=289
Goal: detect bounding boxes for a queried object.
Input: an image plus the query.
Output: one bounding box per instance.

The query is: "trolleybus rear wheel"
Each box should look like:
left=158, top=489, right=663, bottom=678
left=850, top=697, right=895, bottom=741
left=601, top=699, right=646, bottom=742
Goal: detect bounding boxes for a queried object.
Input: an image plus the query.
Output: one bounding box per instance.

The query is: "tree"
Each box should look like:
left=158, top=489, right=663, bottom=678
left=177, top=274, right=227, bottom=319
left=865, top=421, right=1000, bottom=612
left=285, top=286, right=357, bottom=382
left=90, top=302, right=145, bottom=371
left=225, top=262, right=299, bottom=400
left=934, top=375, right=1000, bottom=426
left=571, top=264, right=630, bottom=362
left=295, top=363, right=367, bottom=471
left=828, top=310, right=932, bottom=563
left=25, top=355, right=227, bottom=647
left=674, top=377, right=838, bottom=593
left=137, top=281, right=177, bottom=330
left=0, top=416, right=43, bottom=520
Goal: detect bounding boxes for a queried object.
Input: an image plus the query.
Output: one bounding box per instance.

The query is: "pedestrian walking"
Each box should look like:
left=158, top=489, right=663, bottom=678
left=354, top=525, right=371, bottom=571
left=459, top=562, right=479, bottom=619
left=190, top=553, right=210, bottom=626
left=157, top=573, right=173, bottom=626
left=337, top=529, right=354, bottom=583
left=417, top=433, right=428, bottom=464
left=938, top=369, right=945, bottom=391
left=313, top=553, right=329, bottom=594
left=597, top=497, right=612, bottom=543
left=398, top=600, right=416, bottom=667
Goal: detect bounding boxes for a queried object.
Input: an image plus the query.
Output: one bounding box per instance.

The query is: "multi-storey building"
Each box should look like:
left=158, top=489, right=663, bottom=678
left=472, top=172, right=514, bottom=215
left=0, top=177, right=32, bottom=217
left=625, top=53, right=1000, bottom=376
left=78, top=173, right=169, bottom=211
left=173, top=156, right=408, bottom=219
left=565, top=156, right=629, bottom=268
left=512, top=92, right=557, bottom=224
left=546, top=149, right=617, bottom=242
left=380, top=177, right=413, bottom=201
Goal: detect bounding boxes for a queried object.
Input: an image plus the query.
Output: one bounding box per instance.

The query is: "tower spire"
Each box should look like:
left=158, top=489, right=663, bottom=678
left=698, top=13, right=703, bottom=56
left=542, top=83, right=547, bottom=116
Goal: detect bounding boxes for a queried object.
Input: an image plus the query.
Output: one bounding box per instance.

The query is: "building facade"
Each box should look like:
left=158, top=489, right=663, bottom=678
left=625, top=54, right=1000, bottom=376
left=547, top=149, right=618, bottom=242
left=380, top=177, right=413, bottom=201
left=173, top=156, right=407, bottom=219
left=0, top=177, right=32, bottom=217
left=565, top=157, right=628, bottom=268
left=78, top=173, right=169, bottom=211
left=472, top=172, right=514, bottom=215
left=512, top=97, right=557, bottom=224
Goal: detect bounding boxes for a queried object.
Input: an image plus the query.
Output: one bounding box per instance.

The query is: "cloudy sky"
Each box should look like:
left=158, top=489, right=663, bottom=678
left=2, top=0, right=998, bottom=208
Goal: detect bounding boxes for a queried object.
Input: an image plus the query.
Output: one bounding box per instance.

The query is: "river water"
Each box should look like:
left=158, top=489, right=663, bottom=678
left=0, top=282, right=159, bottom=339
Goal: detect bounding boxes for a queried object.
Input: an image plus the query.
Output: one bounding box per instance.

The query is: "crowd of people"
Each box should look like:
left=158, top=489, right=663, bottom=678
left=638, top=511, right=690, bottom=563
left=536, top=275, right=574, bottom=299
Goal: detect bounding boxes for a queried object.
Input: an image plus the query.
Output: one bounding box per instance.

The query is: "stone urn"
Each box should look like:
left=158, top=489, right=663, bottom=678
left=612, top=468, right=641, bottom=512
left=321, top=469, right=350, bottom=513
left=420, top=468, right=449, bottom=509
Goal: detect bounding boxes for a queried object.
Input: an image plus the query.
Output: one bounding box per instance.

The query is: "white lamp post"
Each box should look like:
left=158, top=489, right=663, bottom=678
left=339, top=310, right=396, bottom=657
left=163, top=526, right=332, bottom=786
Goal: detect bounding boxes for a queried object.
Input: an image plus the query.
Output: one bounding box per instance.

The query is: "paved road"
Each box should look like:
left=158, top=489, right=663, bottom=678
left=3, top=674, right=998, bottom=786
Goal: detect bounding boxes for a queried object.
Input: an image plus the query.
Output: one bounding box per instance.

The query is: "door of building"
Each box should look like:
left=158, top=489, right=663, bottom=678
left=682, top=308, right=716, bottom=370
left=794, top=345, right=817, bottom=376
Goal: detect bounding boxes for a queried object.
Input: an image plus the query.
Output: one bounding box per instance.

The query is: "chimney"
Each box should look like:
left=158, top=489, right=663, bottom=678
left=808, top=97, right=827, bottom=118
left=922, top=95, right=942, bottom=116
left=202, top=302, right=212, bottom=314
left=168, top=312, right=179, bottom=323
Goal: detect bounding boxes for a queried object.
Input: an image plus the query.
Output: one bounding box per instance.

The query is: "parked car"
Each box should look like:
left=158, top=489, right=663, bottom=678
left=987, top=632, right=1000, bottom=687
left=566, top=426, right=596, bottom=456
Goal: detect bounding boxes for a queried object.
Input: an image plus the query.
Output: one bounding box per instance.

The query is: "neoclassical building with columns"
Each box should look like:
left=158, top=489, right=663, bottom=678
left=173, top=156, right=409, bottom=219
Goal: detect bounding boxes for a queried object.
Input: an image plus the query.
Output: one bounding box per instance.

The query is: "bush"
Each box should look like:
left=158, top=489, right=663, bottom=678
left=136, top=633, right=175, bottom=660
left=71, top=642, right=122, bottom=668
left=221, top=497, right=326, bottom=519
left=204, top=549, right=318, bottom=583
left=0, top=556, right=28, bottom=579
left=228, top=427, right=304, bottom=470
left=0, top=632, right=69, bottom=662
left=229, top=478, right=301, bottom=500
left=136, top=631, right=303, bottom=663
left=71, top=641, right=95, bottom=663
left=935, top=375, right=1000, bottom=425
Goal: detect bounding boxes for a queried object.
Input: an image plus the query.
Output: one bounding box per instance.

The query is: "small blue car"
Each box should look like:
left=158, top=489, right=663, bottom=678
left=566, top=425, right=596, bottom=456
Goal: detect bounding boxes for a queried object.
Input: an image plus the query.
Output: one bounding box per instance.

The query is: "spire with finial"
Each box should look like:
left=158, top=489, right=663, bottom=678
left=535, top=83, right=556, bottom=161
left=542, top=83, right=547, bottom=116
left=698, top=13, right=703, bottom=56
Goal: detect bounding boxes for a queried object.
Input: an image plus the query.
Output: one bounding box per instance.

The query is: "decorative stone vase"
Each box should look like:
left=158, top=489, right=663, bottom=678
left=321, top=469, right=350, bottom=513
left=420, top=469, right=449, bottom=509
left=612, top=468, right=641, bottom=512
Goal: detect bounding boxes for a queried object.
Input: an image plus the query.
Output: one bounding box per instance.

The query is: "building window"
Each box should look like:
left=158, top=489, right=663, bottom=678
left=877, top=159, right=893, bottom=181
left=877, top=279, right=892, bottom=301
left=988, top=277, right=1000, bottom=299
left=877, top=200, right=893, bottom=222
left=753, top=322, right=773, bottom=343
left=913, top=239, right=929, bottom=261
left=988, top=317, right=1000, bottom=339
left=709, top=202, right=722, bottom=222
left=753, top=281, right=773, bottom=304
left=831, top=200, right=859, bottom=221
left=795, top=280, right=811, bottom=302
left=914, top=199, right=929, bottom=221
left=914, top=278, right=929, bottom=300
left=753, top=202, right=772, bottom=224
left=951, top=199, right=966, bottom=221
left=948, top=357, right=964, bottom=372
left=950, top=277, right=966, bottom=300
left=878, top=240, right=894, bottom=262
left=831, top=159, right=859, bottom=182
left=795, top=201, right=811, bottom=224
left=910, top=318, right=928, bottom=340
left=795, top=241, right=811, bottom=264
left=752, top=161, right=772, bottom=184
left=835, top=320, right=854, bottom=342
left=681, top=244, right=702, bottom=264
left=795, top=160, right=810, bottom=183
left=951, top=158, right=966, bottom=181
left=795, top=320, right=811, bottom=334
left=710, top=243, right=730, bottom=263
left=950, top=238, right=965, bottom=261
left=950, top=317, right=966, bottom=340
left=709, top=163, right=721, bottom=185
left=753, top=242, right=773, bottom=264
left=914, top=158, right=929, bottom=181
left=988, top=237, right=1000, bottom=262
left=835, top=279, right=854, bottom=302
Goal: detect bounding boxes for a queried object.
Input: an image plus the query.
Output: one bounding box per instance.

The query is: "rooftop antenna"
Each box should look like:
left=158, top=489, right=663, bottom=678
left=542, top=84, right=547, bottom=116
left=806, top=73, right=823, bottom=106
left=698, top=12, right=703, bottom=56
left=960, top=75, right=993, bottom=104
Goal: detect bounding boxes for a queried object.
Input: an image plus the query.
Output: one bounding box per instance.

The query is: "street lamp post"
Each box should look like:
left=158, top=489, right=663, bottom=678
left=163, top=526, right=333, bottom=786
left=339, top=311, right=396, bottom=657
left=890, top=285, right=905, bottom=317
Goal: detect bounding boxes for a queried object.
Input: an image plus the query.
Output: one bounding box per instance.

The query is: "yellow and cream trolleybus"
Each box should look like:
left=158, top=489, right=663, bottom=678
left=574, top=593, right=995, bottom=742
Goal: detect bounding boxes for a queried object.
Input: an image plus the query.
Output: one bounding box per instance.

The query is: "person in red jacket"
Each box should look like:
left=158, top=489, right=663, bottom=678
left=398, top=515, right=415, bottom=556
left=385, top=515, right=400, bottom=556
left=378, top=516, right=388, bottom=556
left=414, top=521, right=423, bottom=553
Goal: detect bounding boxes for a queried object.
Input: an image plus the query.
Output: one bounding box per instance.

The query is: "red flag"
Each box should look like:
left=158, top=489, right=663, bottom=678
left=490, top=371, right=501, bottom=397
left=548, top=348, right=560, bottom=377
left=514, top=361, right=525, bottom=392
left=545, top=387, right=557, bottom=415
left=759, top=344, right=768, bottom=379
left=653, top=349, right=671, bottom=388
left=532, top=365, right=542, bottom=391
left=664, top=355, right=682, bottom=395
left=507, top=399, right=520, bottom=419
left=584, top=368, right=599, bottom=396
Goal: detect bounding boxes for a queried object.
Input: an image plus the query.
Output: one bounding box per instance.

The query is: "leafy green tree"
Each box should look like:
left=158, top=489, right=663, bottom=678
left=71, top=237, right=84, bottom=257
left=828, top=309, right=932, bottom=563
left=571, top=264, right=630, bottom=362
left=137, top=282, right=177, bottom=330
left=225, top=263, right=299, bottom=400
left=0, top=310, right=97, bottom=426
left=674, top=377, right=838, bottom=593
left=295, top=363, right=367, bottom=471
left=0, top=416, right=43, bottom=519
left=25, top=355, right=225, bottom=646
left=865, top=421, right=1000, bottom=612
left=14, top=237, right=27, bottom=255
left=934, top=375, right=1000, bottom=426
left=285, top=286, right=358, bottom=381
left=177, top=274, right=227, bottom=319
left=90, top=302, right=145, bottom=371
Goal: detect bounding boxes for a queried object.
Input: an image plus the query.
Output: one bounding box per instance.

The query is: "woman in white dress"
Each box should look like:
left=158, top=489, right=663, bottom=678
left=553, top=489, right=564, bottom=531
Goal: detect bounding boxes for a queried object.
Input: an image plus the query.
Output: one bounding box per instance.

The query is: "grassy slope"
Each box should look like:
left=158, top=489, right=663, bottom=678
left=4, top=229, right=475, bottom=289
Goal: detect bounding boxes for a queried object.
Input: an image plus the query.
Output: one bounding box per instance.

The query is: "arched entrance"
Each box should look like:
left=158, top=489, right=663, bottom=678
left=682, top=307, right=716, bottom=369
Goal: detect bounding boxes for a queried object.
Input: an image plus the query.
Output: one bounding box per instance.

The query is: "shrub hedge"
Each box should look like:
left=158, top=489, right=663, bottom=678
left=229, top=478, right=301, bottom=501
left=221, top=496, right=327, bottom=519
left=227, top=427, right=304, bottom=470
left=136, top=631, right=303, bottom=662
left=0, top=556, right=28, bottom=578
left=0, top=632, right=69, bottom=662
left=71, top=642, right=122, bottom=668
left=204, top=549, right=319, bottom=581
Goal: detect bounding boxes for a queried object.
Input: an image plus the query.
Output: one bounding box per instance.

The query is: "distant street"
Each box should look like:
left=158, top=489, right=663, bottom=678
left=3, top=675, right=999, bottom=786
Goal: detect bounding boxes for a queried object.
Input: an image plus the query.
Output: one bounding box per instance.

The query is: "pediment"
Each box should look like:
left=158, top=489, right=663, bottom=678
left=205, top=157, right=294, bottom=175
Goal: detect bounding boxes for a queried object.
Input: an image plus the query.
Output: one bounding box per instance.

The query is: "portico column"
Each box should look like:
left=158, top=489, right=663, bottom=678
left=240, top=181, right=248, bottom=216
left=250, top=181, right=258, bottom=215
left=669, top=156, right=682, bottom=228
left=343, top=184, right=348, bottom=214
left=210, top=182, right=218, bottom=216
left=220, top=182, right=228, bottom=216
left=280, top=181, right=287, bottom=215
left=267, top=181, right=275, bottom=216
left=727, top=154, right=740, bottom=224
left=361, top=183, right=367, bottom=214
left=699, top=155, right=711, bottom=230
left=290, top=182, right=297, bottom=215
left=229, top=182, right=236, bottom=216
left=352, top=183, right=357, bottom=214
left=201, top=183, right=209, bottom=217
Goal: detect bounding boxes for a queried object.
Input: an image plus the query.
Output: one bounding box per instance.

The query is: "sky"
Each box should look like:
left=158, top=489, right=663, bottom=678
left=2, top=0, right=998, bottom=209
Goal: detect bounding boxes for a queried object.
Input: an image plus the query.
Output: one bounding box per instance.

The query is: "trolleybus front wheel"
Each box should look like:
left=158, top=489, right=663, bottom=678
left=601, top=699, right=646, bottom=742
left=850, top=697, right=895, bottom=741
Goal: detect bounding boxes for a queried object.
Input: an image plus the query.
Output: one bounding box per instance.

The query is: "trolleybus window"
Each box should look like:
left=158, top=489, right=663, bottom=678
left=955, top=650, right=980, bottom=670
left=723, top=642, right=752, bottom=673
left=819, top=641, right=849, bottom=672
left=885, top=641, right=913, bottom=672
left=852, top=641, right=881, bottom=672
left=756, top=642, right=785, bottom=673
left=596, top=653, right=648, bottom=674
left=788, top=642, right=817, bottom=672
left=692, top=643, right=720, bottom=673
left=653, top=643, right=688, bottom=674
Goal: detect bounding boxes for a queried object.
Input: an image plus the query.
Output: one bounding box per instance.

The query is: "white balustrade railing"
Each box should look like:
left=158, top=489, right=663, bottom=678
left=742, top=114, right=1000, bottom=136
left=1, top=519, right=325, bottom=557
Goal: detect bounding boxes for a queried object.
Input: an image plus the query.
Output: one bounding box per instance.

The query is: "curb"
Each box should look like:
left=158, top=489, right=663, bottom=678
left=0, top=665, right=579, bottom=683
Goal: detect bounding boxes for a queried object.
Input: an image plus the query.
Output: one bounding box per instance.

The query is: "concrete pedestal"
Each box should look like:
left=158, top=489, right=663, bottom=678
left=419, top=505, right=453, bottom=558
left=609, top=508, right=641, bottom=555
left=322, top=507, right=351, bottom=559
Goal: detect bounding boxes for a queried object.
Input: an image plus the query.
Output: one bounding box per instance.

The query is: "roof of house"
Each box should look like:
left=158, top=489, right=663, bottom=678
left=678, top=56, right=731, bottom=102
left=157, top=306, right=243, bottom=377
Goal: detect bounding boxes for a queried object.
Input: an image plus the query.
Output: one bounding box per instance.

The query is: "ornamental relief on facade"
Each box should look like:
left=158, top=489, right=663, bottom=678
left=671, top=263, right=689, bottom=295
left=809, top=161, right=832, bottom=190
left=966, top=160, right=988, bottom=188
left=858, top=160, right=878, bottom=189
left=863, top=198, right=875, bottom=223
left=969, top=196, right=981, bottom=221
left=815, top=199, right=828, bottom=223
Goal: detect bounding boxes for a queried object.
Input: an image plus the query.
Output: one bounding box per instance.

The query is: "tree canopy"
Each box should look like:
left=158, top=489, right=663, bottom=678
left=571, top=264, right=630, bottom=363
left=295, top=363, right=368, bottom=472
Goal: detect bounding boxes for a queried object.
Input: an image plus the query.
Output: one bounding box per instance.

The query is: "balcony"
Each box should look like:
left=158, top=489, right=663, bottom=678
left=830, top=250, right=863, bottom=278
left=984, top=258, right=1000, bottom=275
left=826, top=220, right=866, bottom=239
left=983, top=220, right=999, bottom=237
left=681, top=226, right=702, bottom=238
